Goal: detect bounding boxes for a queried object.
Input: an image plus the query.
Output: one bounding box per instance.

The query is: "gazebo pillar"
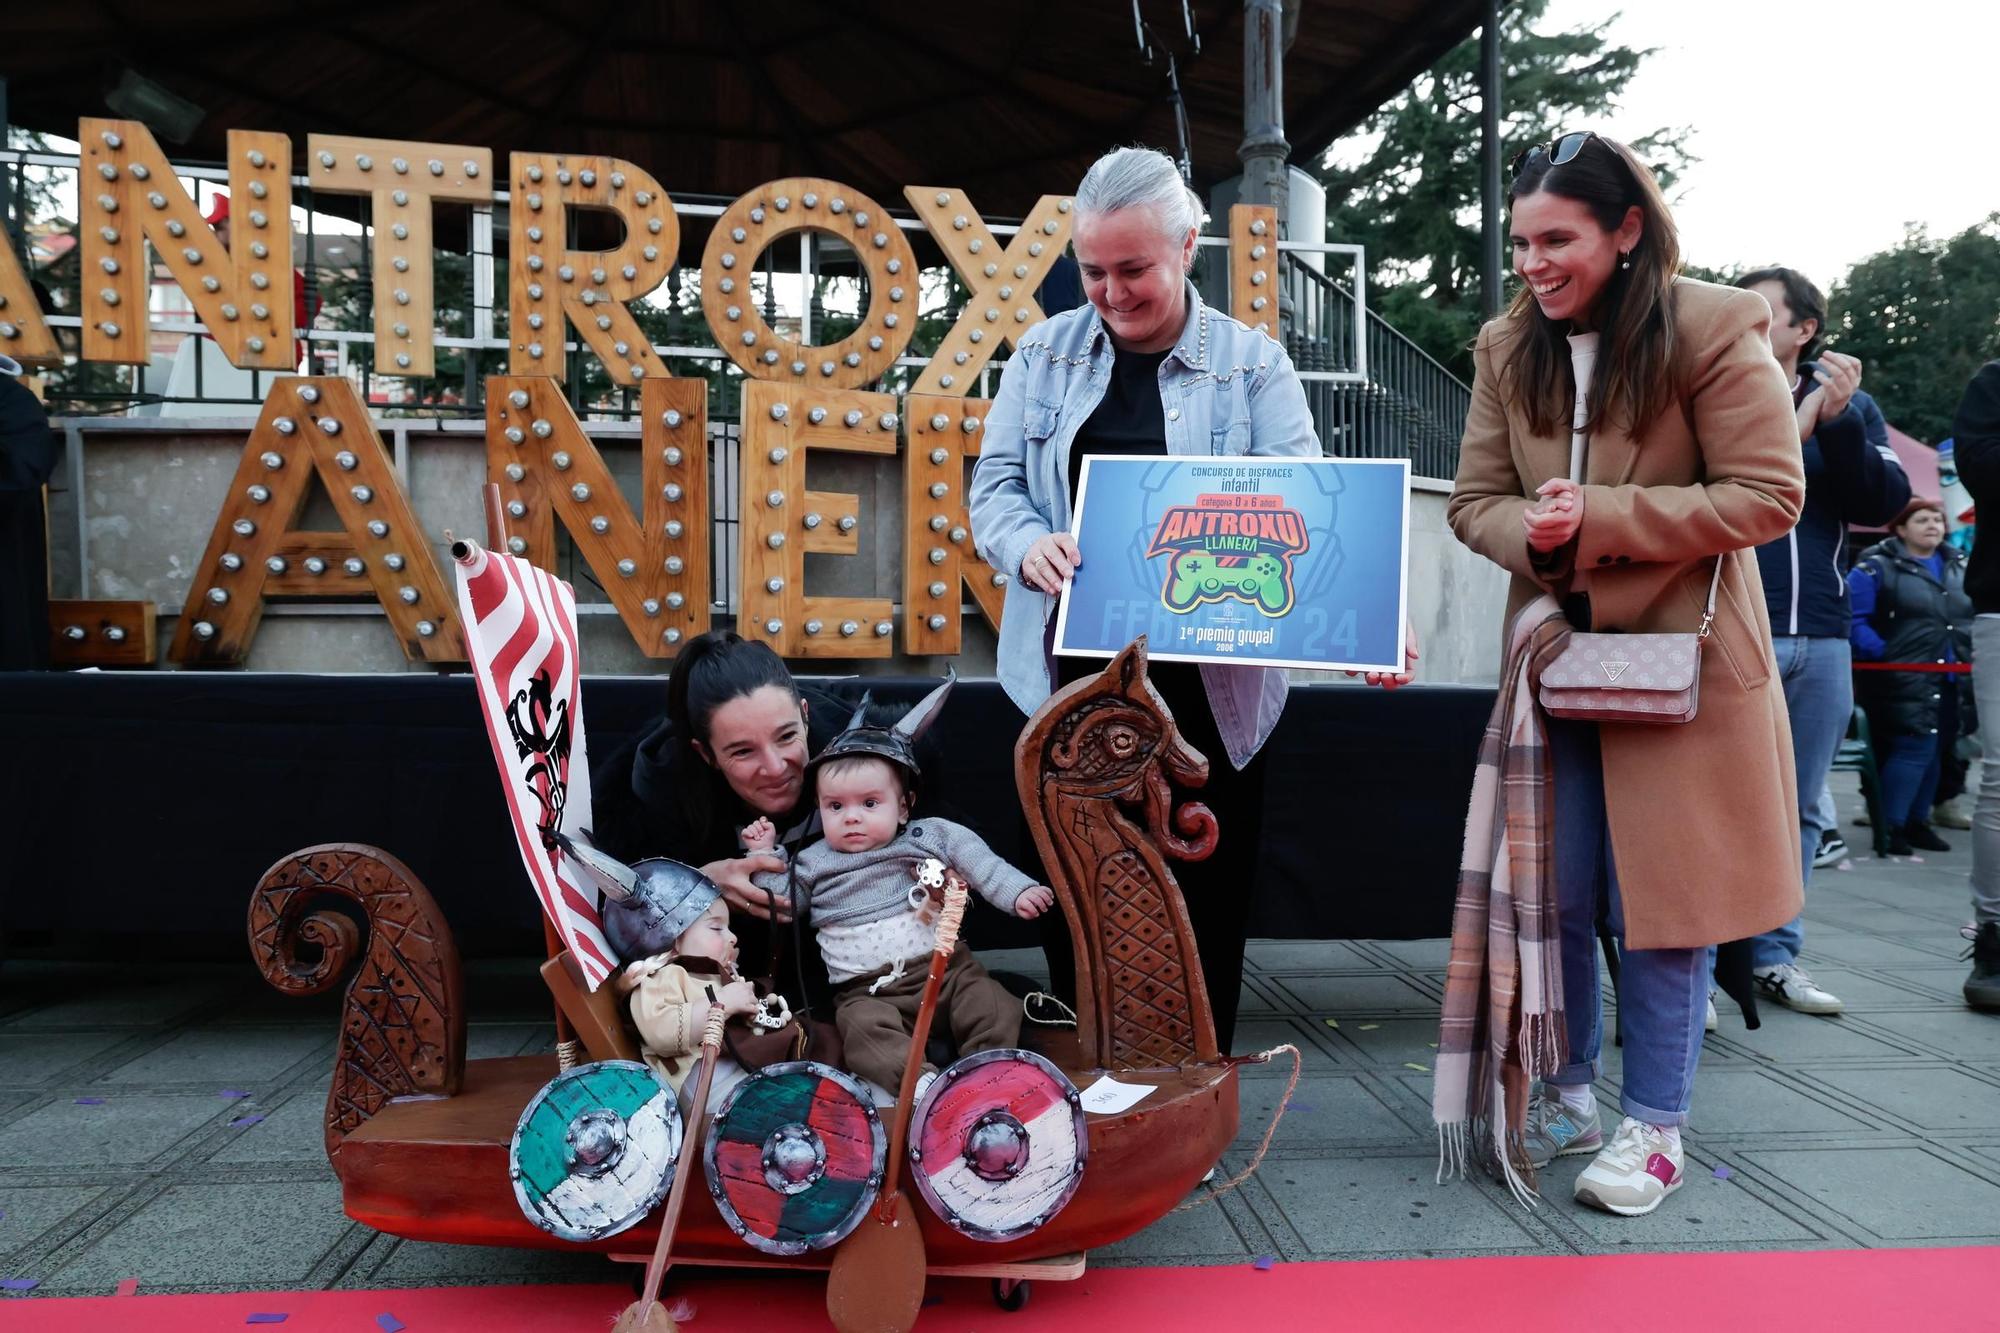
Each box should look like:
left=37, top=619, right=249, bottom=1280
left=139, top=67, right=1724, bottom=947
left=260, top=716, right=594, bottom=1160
left=1239, top=0, right=1292, bottom=337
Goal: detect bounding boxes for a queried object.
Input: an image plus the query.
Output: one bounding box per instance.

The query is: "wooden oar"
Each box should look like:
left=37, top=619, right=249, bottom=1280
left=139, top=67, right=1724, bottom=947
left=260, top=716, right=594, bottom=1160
left=825, top=870, right=970, bottom=1333
left=613, top=995, right=729, bottom=1333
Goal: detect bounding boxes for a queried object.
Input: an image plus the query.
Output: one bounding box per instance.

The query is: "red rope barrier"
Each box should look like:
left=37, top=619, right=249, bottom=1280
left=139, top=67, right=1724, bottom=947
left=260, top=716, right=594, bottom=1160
left=1851, top=661, right=1971, bottom=674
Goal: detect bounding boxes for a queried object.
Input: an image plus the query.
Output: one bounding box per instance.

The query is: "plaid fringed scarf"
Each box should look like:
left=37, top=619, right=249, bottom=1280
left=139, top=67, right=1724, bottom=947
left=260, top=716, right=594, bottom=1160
left=1433, top=593, right=1574, bottom=1206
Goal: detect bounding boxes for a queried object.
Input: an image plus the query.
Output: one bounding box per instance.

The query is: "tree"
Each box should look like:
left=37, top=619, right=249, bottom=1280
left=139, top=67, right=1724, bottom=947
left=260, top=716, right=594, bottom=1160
left=1825, top=218, right=2000, bottom=444
left=1315, top=0, right=1690, bottom=380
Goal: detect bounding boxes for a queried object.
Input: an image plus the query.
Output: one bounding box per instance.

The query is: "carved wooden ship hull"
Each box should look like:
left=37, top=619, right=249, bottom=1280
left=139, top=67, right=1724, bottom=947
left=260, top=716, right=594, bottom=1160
left=252, top=639, right=1240, bottom=1268
left=329, top=1041, right=1234, bottom=1263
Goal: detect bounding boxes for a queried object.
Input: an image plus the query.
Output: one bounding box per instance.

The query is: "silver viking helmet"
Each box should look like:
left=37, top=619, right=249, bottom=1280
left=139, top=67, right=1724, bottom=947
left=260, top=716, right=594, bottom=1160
left=806, top=669, right=956, bottom=793
left=555, top=831, right=721, bottom=962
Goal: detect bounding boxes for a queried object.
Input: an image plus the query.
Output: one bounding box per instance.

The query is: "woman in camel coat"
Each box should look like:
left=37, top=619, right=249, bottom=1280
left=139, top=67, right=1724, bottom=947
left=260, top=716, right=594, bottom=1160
left=1447, top=132, right=1804, bottom=1217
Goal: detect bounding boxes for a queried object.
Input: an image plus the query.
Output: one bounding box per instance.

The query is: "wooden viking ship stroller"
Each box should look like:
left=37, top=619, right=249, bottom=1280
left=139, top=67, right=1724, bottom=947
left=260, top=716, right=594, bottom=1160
left=249, top=638, right=1251, bottom=1314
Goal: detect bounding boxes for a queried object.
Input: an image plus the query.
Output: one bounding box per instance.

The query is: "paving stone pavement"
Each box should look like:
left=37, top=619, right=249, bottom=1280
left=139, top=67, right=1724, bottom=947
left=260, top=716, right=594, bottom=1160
left=2, top=790, right=1995, bottom=1298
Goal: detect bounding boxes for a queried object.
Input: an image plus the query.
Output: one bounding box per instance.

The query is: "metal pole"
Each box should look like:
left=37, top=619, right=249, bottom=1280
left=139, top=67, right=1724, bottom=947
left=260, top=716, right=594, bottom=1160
left=1240, top=0, right=1291, bottom=338
left=1238, top=0, right=1289, bottom=218
left=1480, top=0, right=1505, bottom=317
left=0, top=77, right=13, bottom=254
left=469, top=204, right=494, bottom=407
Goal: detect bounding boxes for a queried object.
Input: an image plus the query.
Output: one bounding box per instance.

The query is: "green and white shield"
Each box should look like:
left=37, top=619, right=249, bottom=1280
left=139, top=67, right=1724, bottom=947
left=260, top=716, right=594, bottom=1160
left=509, top=1059, right=682, bottom=1243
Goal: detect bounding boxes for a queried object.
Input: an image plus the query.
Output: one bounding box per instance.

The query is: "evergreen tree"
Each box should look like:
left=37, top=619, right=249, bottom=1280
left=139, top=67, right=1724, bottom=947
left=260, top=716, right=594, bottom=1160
left=1827, top=217, right=2000, bottom=444
left=1316, top=0, right=1690, bottom=380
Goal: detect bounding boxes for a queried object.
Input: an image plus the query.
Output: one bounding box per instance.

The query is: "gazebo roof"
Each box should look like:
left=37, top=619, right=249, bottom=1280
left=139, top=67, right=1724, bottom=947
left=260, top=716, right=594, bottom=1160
left=4, top=0, right=1484, bottom=211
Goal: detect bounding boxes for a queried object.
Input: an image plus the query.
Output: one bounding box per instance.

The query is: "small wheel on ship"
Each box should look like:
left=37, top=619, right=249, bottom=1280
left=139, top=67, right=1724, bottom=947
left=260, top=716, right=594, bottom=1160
left=993, top=1278, right=1030, bottom=1312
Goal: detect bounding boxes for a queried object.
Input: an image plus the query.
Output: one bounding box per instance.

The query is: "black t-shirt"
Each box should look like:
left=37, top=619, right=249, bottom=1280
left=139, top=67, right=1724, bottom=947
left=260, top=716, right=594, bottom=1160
left=1054, top=345, right=1211, bottom=708
left=1065, top=346, right=1171, bottom=500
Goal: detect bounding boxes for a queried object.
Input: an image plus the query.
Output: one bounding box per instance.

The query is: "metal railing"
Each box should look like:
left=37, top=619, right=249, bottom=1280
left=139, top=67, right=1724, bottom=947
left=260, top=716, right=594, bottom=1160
left=1283, top=253, right=1470, bottom=480
left=7, top=143, right=1469, bottom=477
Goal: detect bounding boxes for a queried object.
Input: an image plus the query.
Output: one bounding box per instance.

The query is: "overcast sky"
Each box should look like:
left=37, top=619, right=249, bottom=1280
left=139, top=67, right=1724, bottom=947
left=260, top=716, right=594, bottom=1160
left=1536, top=0, right=1993, bottom=285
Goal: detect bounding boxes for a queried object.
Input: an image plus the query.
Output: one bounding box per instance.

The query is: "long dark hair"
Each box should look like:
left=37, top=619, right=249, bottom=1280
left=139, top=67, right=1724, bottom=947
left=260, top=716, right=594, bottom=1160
left=663, top=629, right=801, bottom=844
left=1504, top=134, right=1683, bottom=439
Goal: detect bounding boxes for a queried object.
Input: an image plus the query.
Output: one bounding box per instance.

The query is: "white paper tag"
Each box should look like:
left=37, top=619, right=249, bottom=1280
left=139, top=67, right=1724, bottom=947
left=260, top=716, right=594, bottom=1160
left=1077, top=1073, right=1155, bottom=1116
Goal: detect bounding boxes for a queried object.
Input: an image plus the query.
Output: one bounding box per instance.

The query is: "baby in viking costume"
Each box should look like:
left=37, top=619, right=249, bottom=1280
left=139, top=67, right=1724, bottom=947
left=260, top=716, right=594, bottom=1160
left=558, top=840, right=806, bottom=1116
left=744, top=674, right=1054, bottom=1097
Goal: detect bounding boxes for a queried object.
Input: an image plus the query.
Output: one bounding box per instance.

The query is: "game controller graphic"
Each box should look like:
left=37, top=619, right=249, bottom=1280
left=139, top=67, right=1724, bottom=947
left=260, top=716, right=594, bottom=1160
left=1163, top=550, right=1293, bottom=615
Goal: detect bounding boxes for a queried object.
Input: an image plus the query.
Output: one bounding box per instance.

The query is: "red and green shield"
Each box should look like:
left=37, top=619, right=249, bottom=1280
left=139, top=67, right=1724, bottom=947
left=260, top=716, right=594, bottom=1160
left=704, top=1060, right=885, bottom=1255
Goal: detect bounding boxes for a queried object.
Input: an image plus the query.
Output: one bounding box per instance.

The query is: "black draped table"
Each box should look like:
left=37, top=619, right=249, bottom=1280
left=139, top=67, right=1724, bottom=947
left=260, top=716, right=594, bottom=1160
left=0, top=671, right=1493, bottom=954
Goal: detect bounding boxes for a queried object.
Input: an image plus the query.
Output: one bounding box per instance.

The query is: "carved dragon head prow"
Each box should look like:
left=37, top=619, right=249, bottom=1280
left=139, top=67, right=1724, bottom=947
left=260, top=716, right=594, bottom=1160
left=1014, top=638, right=1221, bottom=1072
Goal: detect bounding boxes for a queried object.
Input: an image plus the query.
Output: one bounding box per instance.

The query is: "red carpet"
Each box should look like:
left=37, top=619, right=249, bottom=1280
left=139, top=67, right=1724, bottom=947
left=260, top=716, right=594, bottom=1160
left=4, top=1247, right=1994, bottom=1331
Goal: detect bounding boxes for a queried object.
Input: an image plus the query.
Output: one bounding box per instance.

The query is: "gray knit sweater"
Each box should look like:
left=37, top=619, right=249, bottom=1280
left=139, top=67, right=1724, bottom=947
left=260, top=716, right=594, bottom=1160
left=752, top=818, right=1035, bottom=928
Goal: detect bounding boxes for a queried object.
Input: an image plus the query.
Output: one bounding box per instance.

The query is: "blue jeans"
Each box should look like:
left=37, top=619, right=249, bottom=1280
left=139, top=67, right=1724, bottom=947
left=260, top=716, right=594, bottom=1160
left=1545, top=719, right=1708, bottom=1127
left=1877, top=685, right=1957, bottom=829
left=1751, top=636, right=1853, bottom=968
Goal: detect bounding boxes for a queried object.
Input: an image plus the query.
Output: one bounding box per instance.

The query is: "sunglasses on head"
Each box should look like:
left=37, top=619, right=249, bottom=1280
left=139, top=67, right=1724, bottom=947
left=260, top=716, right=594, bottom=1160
left=1510, top=130, right=1597, bottom=177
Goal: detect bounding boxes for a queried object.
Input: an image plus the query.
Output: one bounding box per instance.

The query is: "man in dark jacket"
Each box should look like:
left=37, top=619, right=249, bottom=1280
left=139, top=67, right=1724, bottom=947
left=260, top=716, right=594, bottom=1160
left=0, top=354, right=59, bottom=670
left=1949, top=359, right=2000, bottom=1012
left=1738, top=269, right=1911, bottom=1017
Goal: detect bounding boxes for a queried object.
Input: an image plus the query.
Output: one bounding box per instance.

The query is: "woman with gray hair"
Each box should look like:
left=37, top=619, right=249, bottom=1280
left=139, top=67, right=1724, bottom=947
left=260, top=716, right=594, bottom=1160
left=970, top=145, right=1414, bottom=1049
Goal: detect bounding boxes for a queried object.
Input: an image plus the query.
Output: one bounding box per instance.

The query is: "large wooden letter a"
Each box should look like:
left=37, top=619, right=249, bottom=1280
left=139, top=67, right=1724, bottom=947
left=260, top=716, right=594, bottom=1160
left=170, top=379, right=463, bottom=665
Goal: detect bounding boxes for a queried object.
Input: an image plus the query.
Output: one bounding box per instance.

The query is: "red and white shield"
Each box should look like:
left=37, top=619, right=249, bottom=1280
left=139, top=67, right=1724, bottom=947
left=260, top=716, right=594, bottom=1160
left=909, top=1048, right=1086, bottom=1243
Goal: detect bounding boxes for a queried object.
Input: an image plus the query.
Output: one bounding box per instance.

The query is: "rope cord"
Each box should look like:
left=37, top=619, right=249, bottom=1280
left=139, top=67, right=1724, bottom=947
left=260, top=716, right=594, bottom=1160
left=701, top=989, right=729, bottom=1048
left=932, top=873, right=970, bottom=954
left=1170, top=1043, right=1302, bottom=1214
left=1024, top=991, right=1079, bottom=1027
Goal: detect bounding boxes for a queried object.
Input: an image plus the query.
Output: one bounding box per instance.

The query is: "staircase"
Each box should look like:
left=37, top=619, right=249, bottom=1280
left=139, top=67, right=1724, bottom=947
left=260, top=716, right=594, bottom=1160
left=1282, top=254, right=1471, bottom=481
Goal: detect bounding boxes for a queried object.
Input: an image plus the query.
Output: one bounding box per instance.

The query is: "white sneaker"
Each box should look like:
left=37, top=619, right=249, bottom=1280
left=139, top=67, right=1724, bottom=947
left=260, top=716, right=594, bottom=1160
left=1753, top=963, right=1844, bottom=1015
left=1932, top=798, right=1973, bottom=830
left=1574, top=1117, right=1684, bottom=1216
left=1704, top=991, right=1718, bottom=1032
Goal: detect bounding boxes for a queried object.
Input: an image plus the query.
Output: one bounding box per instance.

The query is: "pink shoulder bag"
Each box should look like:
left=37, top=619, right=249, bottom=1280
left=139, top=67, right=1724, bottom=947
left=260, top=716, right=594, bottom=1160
left=1538, top=558, right=1721, bottom=724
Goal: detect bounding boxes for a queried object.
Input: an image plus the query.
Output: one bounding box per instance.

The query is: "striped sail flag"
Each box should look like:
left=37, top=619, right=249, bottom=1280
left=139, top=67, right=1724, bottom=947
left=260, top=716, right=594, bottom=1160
left=453, top=538, right=617, bottom=988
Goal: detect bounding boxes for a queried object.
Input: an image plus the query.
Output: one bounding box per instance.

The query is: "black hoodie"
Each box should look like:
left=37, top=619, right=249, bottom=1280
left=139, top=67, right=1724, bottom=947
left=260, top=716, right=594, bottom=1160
left=1951, top=362, right=2000, bottom=614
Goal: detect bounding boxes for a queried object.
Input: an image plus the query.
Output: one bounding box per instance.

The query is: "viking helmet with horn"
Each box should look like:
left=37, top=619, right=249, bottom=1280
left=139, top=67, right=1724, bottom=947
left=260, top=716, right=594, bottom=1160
left=807, top=669, right=956, bottom=794
left=554, top=831, right=722, bottom=962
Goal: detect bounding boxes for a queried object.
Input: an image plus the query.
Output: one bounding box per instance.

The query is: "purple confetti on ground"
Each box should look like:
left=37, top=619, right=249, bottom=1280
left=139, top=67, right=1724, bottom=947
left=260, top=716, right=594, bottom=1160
left=1286, top=1103, right=1316, bottom=1113
left=1713, top=1164, right=1733, bottom=1180
left=245, top=1316, right=289, bottom=1325
left=0, top=1278, right=40, bottom=1291
left=377, top=1315, right=406, bottom=1333
left=1253, top=1255, right=1276, bottom=1271
left=230, top=1115, right=267, bottom=1128
left=220, top=1090, right=251, bottom=1100
left=73, top=1098, right=106, bottom=1106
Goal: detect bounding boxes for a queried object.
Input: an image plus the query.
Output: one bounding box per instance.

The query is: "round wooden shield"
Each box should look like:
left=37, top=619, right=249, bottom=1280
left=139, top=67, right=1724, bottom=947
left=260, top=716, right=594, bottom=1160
left=910, top=1048, right=1087, bottom=1243
left=704, top=1060, right=885, bottom=1255
left=508, top=1060, right=681, bottom=1243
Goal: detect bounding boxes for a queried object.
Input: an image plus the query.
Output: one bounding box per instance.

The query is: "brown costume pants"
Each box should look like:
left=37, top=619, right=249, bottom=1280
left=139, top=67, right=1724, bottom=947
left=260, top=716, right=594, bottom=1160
left=833, top=942, right=1022, bottom=1092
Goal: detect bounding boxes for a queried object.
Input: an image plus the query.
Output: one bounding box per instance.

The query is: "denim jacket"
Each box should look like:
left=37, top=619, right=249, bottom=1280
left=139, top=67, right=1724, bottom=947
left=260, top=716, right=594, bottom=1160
left=968, top=281, right=1319, bottom=769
